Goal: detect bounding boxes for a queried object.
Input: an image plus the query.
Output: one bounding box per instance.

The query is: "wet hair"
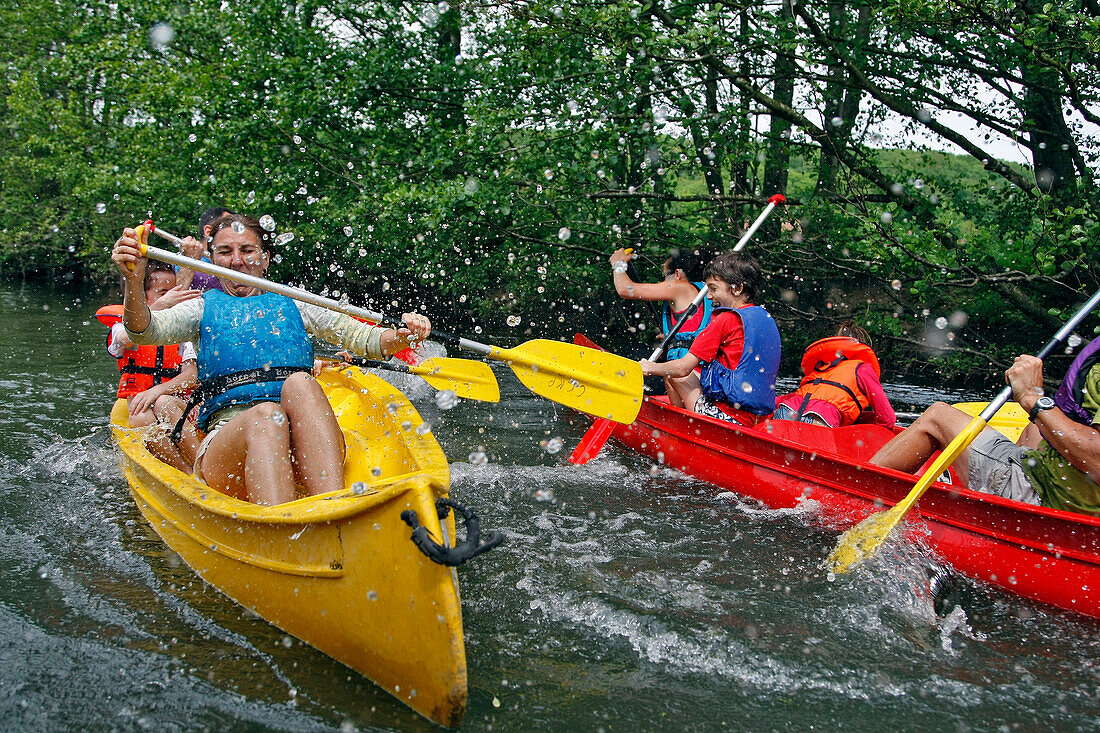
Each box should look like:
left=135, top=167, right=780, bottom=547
left=666, top=246, right=714, bottom=282
left=198, top=206, right=234, bottom=234
left=704, top=252, right=764, bottom=303
left=143, top=260, right=175, bottom=291
left=208, top=213, right=273, bottom=252
left=835, top=321, right=872, bottom=348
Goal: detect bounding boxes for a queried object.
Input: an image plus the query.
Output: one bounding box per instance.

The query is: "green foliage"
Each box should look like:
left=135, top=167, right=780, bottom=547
left=0, top=0, right=1097, bottom=382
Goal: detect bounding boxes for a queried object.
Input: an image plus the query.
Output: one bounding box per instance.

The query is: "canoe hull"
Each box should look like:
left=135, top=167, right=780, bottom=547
left=610, top=395, right=1100, bottom=619
left=112, top=366, right=467, bottom=726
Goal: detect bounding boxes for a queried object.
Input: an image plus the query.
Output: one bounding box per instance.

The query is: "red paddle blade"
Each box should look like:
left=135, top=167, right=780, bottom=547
left=568, top=418, right=617, bottom=464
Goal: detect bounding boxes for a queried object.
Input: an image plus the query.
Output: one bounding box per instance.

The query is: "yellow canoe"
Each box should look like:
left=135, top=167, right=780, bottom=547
left=110, top=365, right=468, bottom=726
left=953, top=400, right=1030, bottom=443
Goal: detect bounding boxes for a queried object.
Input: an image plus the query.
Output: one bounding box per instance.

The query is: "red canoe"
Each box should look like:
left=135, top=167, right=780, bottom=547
left=574, top=335, right=1100, bottom=619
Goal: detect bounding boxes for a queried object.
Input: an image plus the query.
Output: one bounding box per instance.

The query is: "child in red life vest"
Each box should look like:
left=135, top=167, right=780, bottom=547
left=772, top=322, right=896, bottom=428
left=106, top=261, right=201, bottom=471
left=640, top=252, right=782, bottom=427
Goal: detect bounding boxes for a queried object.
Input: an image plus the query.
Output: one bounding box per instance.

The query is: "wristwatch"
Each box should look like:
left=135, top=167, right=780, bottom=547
left=1028, top=395, right=1056, bottom=422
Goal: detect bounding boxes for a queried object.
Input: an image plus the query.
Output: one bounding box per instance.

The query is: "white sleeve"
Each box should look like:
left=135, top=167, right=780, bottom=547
left=107, top=322, right=128, bottom=358
left=179, top=341, right=197, bottom=362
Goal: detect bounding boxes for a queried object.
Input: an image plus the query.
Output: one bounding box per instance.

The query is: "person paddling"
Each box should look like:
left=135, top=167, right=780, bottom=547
left=639, top=252, right=781, bottom=427
left=111, top=213, right=431, bottom=506
left=869, top=349, right=1100, bottom=516
left=610, top=246, right=715, bottom=361
left=772, top=322, right=896, bottom=428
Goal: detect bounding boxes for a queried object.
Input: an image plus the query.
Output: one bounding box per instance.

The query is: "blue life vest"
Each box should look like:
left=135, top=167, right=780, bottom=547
left=194, top=290, right=314, bottom=431
left=698, top=306, right=782, bottom=415
left=661, top=282, right=714, bottom=361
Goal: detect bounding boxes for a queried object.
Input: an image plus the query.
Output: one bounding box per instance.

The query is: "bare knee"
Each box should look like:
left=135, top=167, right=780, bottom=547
left=280, top=371, right=318, bottom=400
left=244, top=402, right=291, bottom=440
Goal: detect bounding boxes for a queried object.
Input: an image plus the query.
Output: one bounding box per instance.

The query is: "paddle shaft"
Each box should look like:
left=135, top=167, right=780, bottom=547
left=145, top=226, right=400, bottom=327
left=648, top=194, right=784, bottom=361
left=977, top=286, right=1100, bottom=422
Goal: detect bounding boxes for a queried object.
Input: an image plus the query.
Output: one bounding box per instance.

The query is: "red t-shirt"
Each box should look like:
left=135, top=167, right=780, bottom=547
left=688, top=307, right=760, bottom=425
left=689, top=307, right=747, bottom=369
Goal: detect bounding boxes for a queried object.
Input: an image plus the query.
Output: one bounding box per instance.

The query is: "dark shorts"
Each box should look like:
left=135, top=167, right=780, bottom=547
left=693, top=396, right=756, bottom=427
left=967, top=430, right=1042, bottom=505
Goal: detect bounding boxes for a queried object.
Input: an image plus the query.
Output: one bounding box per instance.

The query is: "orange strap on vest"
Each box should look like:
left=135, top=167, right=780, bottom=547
left=116, top=344, right=183, bottom=398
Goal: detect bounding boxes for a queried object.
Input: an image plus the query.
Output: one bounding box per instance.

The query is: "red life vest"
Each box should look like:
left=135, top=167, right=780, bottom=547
left=116, top=344, right=183, bottom=399
left=792, top=337, right=881, bottom=426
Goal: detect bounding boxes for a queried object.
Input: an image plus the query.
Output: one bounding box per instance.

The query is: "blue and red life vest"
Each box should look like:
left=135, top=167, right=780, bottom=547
left=193, top=290, right=314, bottom=431
left=661, top=282, right=714, bottom=361
left=698, top=306, right=782, bottom=415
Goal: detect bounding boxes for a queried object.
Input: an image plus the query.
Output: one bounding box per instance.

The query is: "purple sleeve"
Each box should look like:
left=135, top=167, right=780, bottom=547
left=856, top=364, right=896, bottom=427
left=190, top=271, right=224, bottom=292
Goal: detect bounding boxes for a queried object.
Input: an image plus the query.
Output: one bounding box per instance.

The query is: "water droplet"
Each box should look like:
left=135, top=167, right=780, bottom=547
left=492, top=697, right=501, bottom=708
left=891, top=279, right=902, bottom=291
left=343, top=225, right=354, bottom=236
left=188, top=133, right=197, bottom=143
left=245, top=190, right=256, bottom=205
left=231, top=221, right=246, bottom=233
left=415, top=422, right=432, bottom=435
left=367, top=590, right=378, bottom=601
left=95, top=203, right=107, bottom=214
left=935, top=316, right=948, bottom=329
left=259, top=215, right=276, bottom=231
left=468, top=450, right=488, bottom=466
left=351, top=482, right=368, bottom=495
left=543, top=169, right=554, bottom=180
left=534, top=488, right=554, bottom=502
left=880, top=211, right=894, bottom=224
left=434, top=390, right=460, bottom=410
left=506, top=315, right=521, bottom=327
left=275, top=232, right=295, bottom=246
left=148, top=23, right=175, bottom=50
left=269, top=410, right=287, bottom=425
left=558, top=227, right=571, bottom=241
left=740, top=382, right=753, bottom=394
left=1068, top=334, right=1083, bottom=348
left=371, top=466, right=383, bottom=477
left=541, top=437, right=564, bottom=454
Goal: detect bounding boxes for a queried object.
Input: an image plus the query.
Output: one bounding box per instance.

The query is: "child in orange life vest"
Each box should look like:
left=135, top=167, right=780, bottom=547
left=772, top=322, right=896, bottom=428
left=639, top=252, right=782, bottom=426
left=107, top=261, right=202, bottom=471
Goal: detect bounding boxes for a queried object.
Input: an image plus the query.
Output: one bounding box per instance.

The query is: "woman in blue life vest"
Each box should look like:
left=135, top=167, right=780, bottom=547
left=639, top=252, right=781, bottom=427
left=609, top=246, right=715, bottom=361
left=111, top=214, right=431, bottom=506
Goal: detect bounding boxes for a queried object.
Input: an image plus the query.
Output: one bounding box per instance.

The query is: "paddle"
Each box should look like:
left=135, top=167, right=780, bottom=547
left=828, top=285, right=1100, bottom=574
left=319, top=354, right=500, bottom=402
left=133, top=222, right=643, bottom=424
left=568, top=194, right=787, bottom=464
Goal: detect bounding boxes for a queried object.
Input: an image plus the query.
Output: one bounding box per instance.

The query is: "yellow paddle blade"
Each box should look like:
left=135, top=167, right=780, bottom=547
left=828, top=415, right=988, bottom=573
left=953, top=401, right=1028, bottom=443
left=411, top=358, right=500, bottom=402
left=490, top=339, right=643, bottom=424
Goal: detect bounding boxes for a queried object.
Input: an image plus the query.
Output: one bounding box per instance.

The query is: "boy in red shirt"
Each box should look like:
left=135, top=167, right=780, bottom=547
left=640, top=252, right=781, bottom=426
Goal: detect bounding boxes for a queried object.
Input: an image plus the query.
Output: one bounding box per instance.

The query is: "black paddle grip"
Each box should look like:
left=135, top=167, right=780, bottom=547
left=401, top=498, right=504, bottom=566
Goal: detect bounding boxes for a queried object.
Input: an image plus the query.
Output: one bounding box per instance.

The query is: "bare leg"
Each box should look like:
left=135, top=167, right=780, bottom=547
left=666, top=371, right=702, bottom=411
left=869, top=401, right=994, bottom=478
left=129, top=395, right=191, bottom=473
left=1017, top=422, right=1043, bottom=449
left=199, top=403, right=297, bottom=505
left=280, top=372, right=345, bottom=497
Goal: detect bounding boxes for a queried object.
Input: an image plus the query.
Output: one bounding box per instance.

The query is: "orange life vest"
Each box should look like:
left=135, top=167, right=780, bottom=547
left=116, top=344, right=183, bottom=399
left=792, top=337, right=881, bottom=426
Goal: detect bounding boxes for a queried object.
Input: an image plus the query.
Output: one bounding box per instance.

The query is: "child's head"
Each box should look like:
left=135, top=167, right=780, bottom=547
left=199, top=206, right=234, bottom=241
left=144, top=260, right=177, bottom=304
left=704, top=252, right=764, bottom=307
left=664, top=246, right=714, bottom=282
left=835, top=321, right=872, bottom=348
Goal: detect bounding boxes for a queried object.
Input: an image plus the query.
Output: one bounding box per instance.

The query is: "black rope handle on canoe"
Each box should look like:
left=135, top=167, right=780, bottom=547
left=402, top=498, right=504, bottom=566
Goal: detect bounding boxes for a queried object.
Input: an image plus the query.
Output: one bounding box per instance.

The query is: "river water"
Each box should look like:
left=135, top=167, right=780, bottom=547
left=0, top=281, right=1096, bottom=731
